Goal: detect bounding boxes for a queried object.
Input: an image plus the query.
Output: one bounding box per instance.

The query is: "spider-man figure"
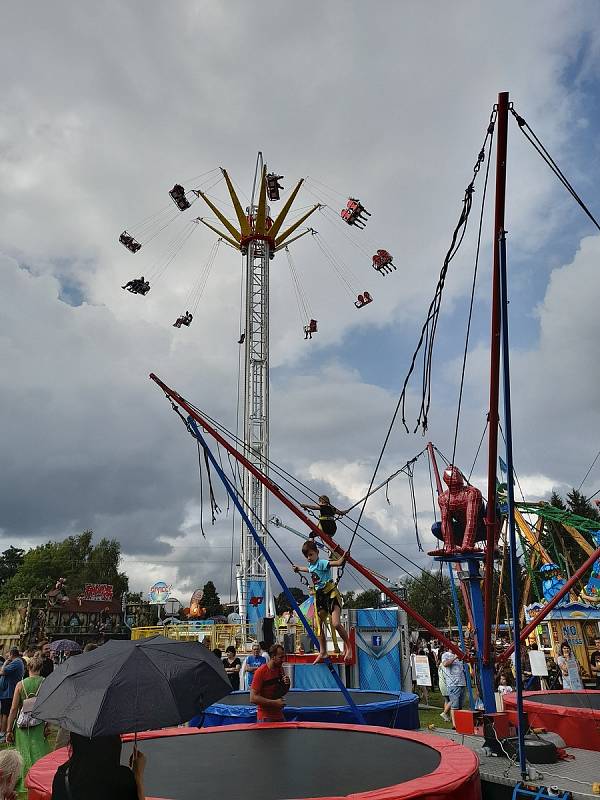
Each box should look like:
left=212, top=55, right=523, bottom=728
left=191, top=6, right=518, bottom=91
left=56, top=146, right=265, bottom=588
left=429, top=466, right=486, bottom=555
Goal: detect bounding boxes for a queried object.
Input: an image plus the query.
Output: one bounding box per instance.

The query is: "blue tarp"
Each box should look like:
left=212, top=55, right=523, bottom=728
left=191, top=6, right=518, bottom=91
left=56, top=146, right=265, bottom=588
left=194, top=688, right=419, bottom=729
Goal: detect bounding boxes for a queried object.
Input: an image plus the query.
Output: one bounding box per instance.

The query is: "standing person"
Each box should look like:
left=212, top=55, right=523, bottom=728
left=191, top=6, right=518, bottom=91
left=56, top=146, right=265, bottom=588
left=555, top=641, right=583, bottom=689
left=0, top=649, right=24, bottom=743
left=5, top=652, right=51, bottom=793
left=427, top=646, right=439, bottom=690
left=38, top=642, right=54, bottom=679
left=293, top=540, right=353, bottom=663
left=51, top=733, right=146, bottom=800
left=590, top=635, right=600, bottom=689
left=222, top=646, right=242, bottom=690
left=437, top=650, right=452, bottom=722
left=301, top=496, right=349, bottom=539
left=250, top=644, right=290, bottom=723
left=259, top=641, right=270, bottom=661
left=243, top=643, right=266, bottom=689
left=441, top=639, right=466, bottom=727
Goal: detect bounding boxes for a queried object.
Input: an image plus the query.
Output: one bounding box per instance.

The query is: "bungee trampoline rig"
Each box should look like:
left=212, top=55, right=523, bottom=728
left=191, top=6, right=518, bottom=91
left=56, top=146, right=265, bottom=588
left=143, top=90, right=600, bottom=800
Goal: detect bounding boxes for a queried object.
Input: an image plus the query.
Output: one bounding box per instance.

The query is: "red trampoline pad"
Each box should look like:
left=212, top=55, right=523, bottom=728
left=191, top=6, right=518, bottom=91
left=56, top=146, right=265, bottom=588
left=26, top=722, right=481, bottom=800
left=504, top=690, right=600, bottom=751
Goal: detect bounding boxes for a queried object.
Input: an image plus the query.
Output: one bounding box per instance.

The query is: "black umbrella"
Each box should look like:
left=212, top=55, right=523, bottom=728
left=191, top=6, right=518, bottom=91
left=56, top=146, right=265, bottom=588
left=32, top=635, right=232, bottom=737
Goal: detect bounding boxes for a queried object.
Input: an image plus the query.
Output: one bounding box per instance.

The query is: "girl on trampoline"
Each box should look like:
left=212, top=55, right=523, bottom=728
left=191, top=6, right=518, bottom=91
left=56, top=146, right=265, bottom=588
left=301, top=495, right=348, bottom=539
left=293, top=540, right=353, bottom=664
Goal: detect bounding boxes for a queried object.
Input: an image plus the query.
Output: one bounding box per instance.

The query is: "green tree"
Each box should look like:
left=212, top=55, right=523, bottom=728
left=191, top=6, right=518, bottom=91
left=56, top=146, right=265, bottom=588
left=0, top=547, right=25, bottom=586
left=566, top=489, right=600, bottom=521
left=275, top=587, right=307, bottom=614
left=341, top=590, right=356, bottom=608
left=0, top=531, right=128, bottom=605
left=351, top=589, right=381, bottom=609
left=202, top=581, right=223, bottom=617
left=405, top=570, right=460, bottom=630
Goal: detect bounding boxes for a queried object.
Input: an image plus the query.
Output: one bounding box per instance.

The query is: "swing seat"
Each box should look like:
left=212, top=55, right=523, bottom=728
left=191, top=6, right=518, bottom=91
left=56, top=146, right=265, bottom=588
left=266, top=173, right=284, bottom=201
left=169, top=184, right=191, bottom=211
left=119, top=231, right=142, bottom=253
left=123, top=279, right=150, bottom=295
left=355, top=291, right=373, bottom=308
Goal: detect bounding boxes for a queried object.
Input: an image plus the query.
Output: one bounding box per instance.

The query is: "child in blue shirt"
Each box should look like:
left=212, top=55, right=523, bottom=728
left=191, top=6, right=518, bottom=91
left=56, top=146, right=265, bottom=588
left=293, top=540, right=352, bottom=664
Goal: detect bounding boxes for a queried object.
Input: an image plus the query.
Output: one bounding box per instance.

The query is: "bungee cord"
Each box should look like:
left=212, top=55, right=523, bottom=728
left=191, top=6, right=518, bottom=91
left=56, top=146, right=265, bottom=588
left=166, top=391, right=436, bottom=588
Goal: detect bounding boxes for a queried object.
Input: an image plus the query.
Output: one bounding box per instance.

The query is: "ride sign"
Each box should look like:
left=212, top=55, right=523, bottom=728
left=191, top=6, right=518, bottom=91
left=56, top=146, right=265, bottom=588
left=83, top=584, right=114, bottom=602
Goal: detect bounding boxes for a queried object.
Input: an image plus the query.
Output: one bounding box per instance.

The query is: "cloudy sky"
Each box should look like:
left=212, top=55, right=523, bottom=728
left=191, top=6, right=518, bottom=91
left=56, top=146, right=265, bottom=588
left=1, top=1, right=599, bottom=605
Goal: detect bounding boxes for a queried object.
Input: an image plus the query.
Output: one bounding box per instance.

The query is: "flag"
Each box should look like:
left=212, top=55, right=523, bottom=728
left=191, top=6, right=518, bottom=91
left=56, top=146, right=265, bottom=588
left=499, top=456, right=508, bottom=475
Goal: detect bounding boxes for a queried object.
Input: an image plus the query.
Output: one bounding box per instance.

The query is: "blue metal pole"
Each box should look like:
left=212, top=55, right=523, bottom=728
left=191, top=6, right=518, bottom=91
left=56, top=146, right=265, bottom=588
left=447, top=563, right=475, bottom=708
left=499, top=229, right=527, bottom=779
left=188, top=418, right=366, bottom=724
left=464, top=558, right=496, bottom=711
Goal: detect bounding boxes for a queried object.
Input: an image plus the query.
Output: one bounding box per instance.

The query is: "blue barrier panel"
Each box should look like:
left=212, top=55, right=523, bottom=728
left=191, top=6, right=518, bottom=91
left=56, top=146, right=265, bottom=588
left=355, top=609, right=403, bottom=692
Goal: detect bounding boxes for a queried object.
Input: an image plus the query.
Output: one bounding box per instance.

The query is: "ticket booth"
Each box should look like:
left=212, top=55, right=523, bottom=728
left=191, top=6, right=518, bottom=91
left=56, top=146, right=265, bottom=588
left=526, top=601, right=600, bottom=682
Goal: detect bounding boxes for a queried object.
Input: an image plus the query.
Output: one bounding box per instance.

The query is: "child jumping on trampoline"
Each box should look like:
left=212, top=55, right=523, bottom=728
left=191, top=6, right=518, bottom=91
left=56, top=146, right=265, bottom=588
left=293, top=540, right=353, bottom=664
left=301, top=495, right=348, bottom=539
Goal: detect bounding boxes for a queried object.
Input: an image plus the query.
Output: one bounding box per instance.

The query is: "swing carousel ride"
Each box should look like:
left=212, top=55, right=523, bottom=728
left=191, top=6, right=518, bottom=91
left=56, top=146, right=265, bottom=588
left=119, top=93, right=600, bottom=798
left=117, top=153, right=398, bottom=631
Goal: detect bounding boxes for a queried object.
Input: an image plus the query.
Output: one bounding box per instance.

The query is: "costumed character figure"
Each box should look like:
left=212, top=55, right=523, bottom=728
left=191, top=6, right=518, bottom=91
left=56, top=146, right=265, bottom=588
left=47, top=577, right=69, bottom=607
left=429, top=466, right=486, bottom=556
left=540, top=563, right=569, bottom=605
left=580, top=530, right=600, bottom=603
left=184, top=588, right=206, bottom=619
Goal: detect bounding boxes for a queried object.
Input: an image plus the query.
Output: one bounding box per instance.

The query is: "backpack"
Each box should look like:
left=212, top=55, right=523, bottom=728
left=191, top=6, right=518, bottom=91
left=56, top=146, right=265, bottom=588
left=16, top=680, right=43, bottom=728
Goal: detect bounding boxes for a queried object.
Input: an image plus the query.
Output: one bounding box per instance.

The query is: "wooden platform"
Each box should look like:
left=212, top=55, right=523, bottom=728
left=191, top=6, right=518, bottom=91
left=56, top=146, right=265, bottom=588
left=429, top=727, right=600, bottom=799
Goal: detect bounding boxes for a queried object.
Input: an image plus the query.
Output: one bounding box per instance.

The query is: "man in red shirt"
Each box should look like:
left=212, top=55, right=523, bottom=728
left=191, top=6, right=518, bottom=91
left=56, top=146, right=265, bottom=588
left=250, top=643, right=290, bottom=722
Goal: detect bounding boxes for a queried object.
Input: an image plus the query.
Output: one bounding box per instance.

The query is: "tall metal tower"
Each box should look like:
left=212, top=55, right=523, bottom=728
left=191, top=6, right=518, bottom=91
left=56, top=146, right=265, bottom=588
left=195, top=156, right=320, bottom=629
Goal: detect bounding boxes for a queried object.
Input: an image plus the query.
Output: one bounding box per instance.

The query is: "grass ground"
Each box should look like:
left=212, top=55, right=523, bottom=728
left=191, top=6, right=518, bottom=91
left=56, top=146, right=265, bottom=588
left=416, top=687, right=475, bottom=731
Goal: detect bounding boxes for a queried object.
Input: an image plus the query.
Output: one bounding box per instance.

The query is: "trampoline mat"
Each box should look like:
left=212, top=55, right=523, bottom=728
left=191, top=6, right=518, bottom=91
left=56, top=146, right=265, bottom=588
left=219, top=690, right=397, bottom=707
left=121, top=727, right=442, bottom=800
left=527, top=692, right=600, bottom=710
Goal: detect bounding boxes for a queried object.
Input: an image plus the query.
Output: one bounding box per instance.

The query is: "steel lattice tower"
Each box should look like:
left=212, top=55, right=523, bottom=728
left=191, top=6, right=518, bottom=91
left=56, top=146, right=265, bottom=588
left=196, top=157, right=319, bottom=628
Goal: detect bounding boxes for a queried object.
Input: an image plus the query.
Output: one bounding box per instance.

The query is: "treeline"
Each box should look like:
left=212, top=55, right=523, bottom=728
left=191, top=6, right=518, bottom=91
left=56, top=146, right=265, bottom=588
left=0, top=531, right=128, bottom=608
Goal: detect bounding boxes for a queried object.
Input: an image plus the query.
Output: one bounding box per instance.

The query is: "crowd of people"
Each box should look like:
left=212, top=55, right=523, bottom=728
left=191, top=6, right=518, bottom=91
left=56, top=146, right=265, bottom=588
left=0, top=624, right=595, bottom=798
left=0, top=639, right=100, bottom=796
left=411, top=633, right=597, bottom=728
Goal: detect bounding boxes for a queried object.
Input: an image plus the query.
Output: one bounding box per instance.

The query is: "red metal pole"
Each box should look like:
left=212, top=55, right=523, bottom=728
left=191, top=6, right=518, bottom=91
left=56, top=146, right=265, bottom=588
left=427, top=442, right=444, bottom=495
left=483, top=91, right=509, bottom=665
left=150, top=373, right=469, bottom=660
left=498, top=544, right=600, bottom=664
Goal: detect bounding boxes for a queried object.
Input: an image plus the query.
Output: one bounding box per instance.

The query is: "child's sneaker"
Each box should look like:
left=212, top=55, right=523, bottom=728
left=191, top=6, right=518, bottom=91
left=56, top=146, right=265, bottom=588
left=439, top=712, right=451, bottom=722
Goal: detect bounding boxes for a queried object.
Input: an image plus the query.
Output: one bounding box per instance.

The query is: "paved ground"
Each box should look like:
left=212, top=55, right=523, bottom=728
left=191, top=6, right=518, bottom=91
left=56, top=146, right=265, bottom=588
left=432, top=727, right=600, bottom=800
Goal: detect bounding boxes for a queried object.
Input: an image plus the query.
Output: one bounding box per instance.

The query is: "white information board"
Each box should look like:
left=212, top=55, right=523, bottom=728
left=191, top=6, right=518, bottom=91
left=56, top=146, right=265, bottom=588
left=567, top=659, right=583, bottom=690
left=528, top=650, right=548, bottom=676
left=413, top=654, right=432, bottom=686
